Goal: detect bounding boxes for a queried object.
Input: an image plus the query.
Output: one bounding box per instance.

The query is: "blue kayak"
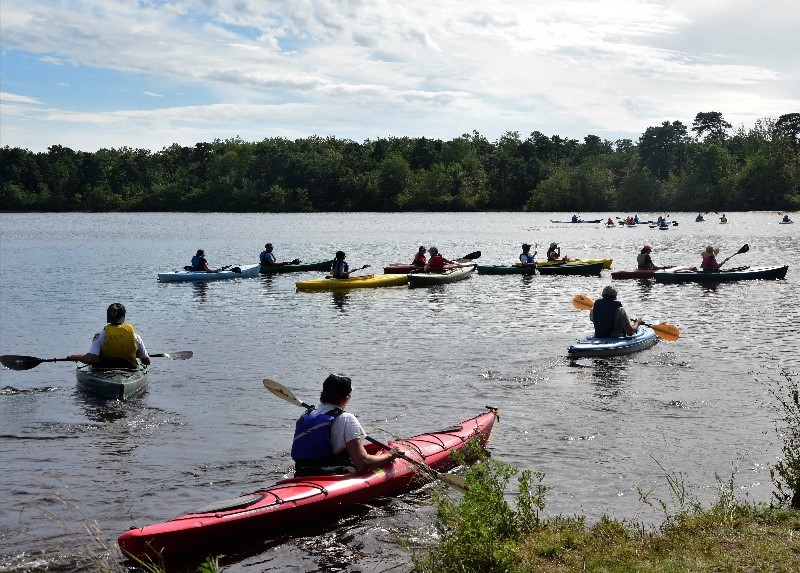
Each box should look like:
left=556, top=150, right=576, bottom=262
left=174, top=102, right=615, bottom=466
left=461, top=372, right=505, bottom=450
left=568, top=325, right=658, bottom=357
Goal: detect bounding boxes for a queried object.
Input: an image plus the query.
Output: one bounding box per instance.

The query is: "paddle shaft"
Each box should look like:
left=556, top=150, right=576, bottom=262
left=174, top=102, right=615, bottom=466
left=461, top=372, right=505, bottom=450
left=571, top=295, right=680, bottom=341
left=1, top=351, right=192, bottom=371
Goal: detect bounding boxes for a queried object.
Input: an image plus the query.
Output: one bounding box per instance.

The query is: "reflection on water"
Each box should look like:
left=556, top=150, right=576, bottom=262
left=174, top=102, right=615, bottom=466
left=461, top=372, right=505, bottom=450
left=192, top=281, right=209, bottom=301
left=331, top=291, right=349, bottom=311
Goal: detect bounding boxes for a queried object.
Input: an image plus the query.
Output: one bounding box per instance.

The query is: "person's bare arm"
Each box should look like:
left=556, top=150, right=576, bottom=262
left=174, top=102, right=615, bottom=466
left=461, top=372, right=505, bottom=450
left=345, top=439, right=397, bottom=471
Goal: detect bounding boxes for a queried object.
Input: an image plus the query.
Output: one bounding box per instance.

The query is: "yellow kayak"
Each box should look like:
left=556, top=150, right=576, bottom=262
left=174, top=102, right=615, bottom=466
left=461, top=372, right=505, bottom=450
left=296, top=273, right=409, bottom=291
left=534, top=258, right=613, bottom=270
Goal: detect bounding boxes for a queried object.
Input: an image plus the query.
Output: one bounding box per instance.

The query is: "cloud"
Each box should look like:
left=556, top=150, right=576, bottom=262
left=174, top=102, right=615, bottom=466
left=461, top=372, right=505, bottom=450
left=0, top=0, right=797, bottom=151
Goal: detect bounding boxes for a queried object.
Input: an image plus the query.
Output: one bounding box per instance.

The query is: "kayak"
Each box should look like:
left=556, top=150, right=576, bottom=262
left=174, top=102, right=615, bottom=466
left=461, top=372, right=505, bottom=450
left=779, top=221, right=794, bottom=225
left=568, top=325, right=659, bottom=357
left=296, top=273, right=408, bottom=291
left=537, top=258, right=612, bottom=270
left=537, top=262, right=604, bottom=276
left=654, top=265, right=788, bottom=284
left=550, top=219, right=602, bottom=224
left=476, top=264, right=537, bottom=275
left=408, top=264, right=476, bottom=286
left=260, top=260, right=332, bottom=274
left=384, top=263, right=462, bottom=274
left=158, top=264, right=260, bottom=283
left=76, top=364, right=148, bottom=400
left=118, top=409, right=498, bottom=562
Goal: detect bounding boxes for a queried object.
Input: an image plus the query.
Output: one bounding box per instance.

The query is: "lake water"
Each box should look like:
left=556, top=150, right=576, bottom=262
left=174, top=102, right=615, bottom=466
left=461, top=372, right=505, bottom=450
left=0, top=211, right=797, bottom=572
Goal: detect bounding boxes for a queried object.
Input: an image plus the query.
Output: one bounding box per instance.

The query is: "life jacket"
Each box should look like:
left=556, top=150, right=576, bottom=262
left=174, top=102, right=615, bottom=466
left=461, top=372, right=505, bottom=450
left=331, top=259, right=349, bottom=278
left=637, top=253, right=653, bottom=270
left=260, top=251, right=276, bottom=265
left=593, top=298, right=622, bottom=338
left=412, top=253, right=427, bottom=266
left=99, top=324, right=137, bottom=368
left=291, top=407, right=346, bottom=465
left=428, top=254, right=446, bottom=272
left=191, top=255, right=205, bottom=271
left=520, top=253, right=535, bottom=264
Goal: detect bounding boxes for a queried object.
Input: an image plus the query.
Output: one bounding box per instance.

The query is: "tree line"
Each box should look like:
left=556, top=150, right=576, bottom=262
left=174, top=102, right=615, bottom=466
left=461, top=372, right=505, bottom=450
left=1, top=112, right=798, bottom=213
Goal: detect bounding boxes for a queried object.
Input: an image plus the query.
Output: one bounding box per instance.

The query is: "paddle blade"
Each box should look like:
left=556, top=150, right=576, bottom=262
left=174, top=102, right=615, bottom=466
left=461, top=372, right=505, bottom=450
left=737, top=244, right=749, bottom=255
left=649, top=323, right=680, bottom=342
left=151, top=351, right=193, bottom=360
left=0, top=355, right=45, bottom=370
left=263, top=378, right=311, bottom=408
left=572, top=294, right=594, bottom=311
left=462, top=251, right=481, bottom=260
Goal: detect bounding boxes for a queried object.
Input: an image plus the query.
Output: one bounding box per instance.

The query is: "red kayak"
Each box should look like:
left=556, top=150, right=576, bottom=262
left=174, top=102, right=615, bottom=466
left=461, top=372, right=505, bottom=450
left=383, top=263, right=464, bottom=274
left=118, top=409, right=498, bottom=562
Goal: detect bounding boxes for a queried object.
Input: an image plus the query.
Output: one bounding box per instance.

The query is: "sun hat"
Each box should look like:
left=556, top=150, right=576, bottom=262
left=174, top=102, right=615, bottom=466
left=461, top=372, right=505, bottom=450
left=701, top=245, right=719, bottom=256
left=106, top=303, right=126, bottom=325
left=642, top=244, right=652, bottom=253
left=322, top=374, right=352, bottom=401
left=601, top=285, right=618, bottom=299
left=549, top=242, right=558, bottom=248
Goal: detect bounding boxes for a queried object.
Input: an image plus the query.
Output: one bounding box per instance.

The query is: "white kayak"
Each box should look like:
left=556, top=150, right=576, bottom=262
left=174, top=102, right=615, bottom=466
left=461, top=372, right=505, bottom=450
left=407, top=264, right=476, bottom=287
left=568, top=325, right=659, bottom=357
left=158, top=264, right=260, bottom=283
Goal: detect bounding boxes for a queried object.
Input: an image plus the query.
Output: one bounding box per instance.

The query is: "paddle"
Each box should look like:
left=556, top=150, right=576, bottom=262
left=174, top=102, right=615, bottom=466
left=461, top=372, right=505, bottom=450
left=718, top=244, right=749, bottom=269
left=326, top=264, right=371, bottom=279
left=0, top=351, right=193, bottom=371
left=571, top=295, right=680, bottom=342
left=262, top=378, right=469, bottom=493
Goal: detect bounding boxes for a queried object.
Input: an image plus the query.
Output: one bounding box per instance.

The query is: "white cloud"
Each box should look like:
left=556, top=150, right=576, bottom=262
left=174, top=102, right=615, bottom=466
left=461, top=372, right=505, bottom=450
left=0, top=0, right=798, bottom=151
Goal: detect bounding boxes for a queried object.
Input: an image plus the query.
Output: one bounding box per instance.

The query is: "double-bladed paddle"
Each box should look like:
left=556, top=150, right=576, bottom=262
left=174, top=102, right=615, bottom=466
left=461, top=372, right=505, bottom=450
left=571, top=295, right=680, bottom=342
left=262, top=378, right=469, bottom=493
left=0, top=351, right=193, bottom=371
left=717, top=244, right=749, bottom=269
left=326, top=264, right=371, bottom=279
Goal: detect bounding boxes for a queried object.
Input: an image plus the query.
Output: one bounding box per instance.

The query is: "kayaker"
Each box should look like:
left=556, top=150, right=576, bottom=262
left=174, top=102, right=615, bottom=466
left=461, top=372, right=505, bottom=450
left=519, top=243, right=536, bottom=267
left=720, top=214, right=728, bottom=223
left=782, top=214, right=792, bottom=223
left=547, top=242, right=568, bottom=262
left=260, top=243, right=300, bottom=266
left=606, top=217, right=614, bottom=226
left=424, top=247, right=454, bottom=273
left=571, top=214, right=579, bottom=223
left=68, top=303, right=151, bottom=369
left=191, top=249, right=219, bottom=272
left=637, top=244, right=668, bottom=270
left=590, top=286, right=643, bottom=338
left=412, top=246, right=427, bottom=268
left=696, top=213, right=705, bottom=222
left=291, top=374, right=400, bottom=476
left=331, top=251, right=350, bottom=278
left=699, top=245, right=721, bottom=272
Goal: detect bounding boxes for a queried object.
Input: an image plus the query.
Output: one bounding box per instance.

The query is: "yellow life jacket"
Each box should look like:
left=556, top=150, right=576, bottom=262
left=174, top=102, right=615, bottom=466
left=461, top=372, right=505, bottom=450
left=99, top=323, right=137, bottom=367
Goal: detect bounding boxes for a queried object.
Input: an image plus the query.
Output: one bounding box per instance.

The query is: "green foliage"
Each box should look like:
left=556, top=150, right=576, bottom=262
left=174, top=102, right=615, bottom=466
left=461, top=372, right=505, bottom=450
left=769, top=370, right=800, bottom=509
left=2, top=111, right=799, bottom=212
left=413, top=441, right=549, bottom=572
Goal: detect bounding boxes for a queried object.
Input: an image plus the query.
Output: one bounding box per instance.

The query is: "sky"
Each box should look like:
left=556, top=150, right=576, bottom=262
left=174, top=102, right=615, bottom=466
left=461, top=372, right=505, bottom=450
left=1, top=0, right=799, bottom=153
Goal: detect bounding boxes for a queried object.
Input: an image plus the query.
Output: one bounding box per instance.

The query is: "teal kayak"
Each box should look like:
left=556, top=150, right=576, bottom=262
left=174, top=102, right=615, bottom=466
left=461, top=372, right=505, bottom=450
left=76, top=364, right=148, bottom=400
left=568, top=325, right=658, bottom=357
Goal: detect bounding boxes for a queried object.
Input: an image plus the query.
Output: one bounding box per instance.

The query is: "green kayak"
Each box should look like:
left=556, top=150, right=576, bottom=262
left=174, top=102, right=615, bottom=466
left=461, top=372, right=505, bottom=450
left=76, top=364, right=148, bottom=400
left=654, top=265, right=788, bottom=284
left=260, top=260, right=332, bottom=274
left=476, top=264, right=536, bottom=275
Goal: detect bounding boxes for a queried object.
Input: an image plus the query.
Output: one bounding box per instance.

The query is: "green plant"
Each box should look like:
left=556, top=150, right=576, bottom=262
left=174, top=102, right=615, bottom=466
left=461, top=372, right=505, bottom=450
left=413, top=440, right=549, bottom=572
left=769, top=370, right=800, bottom=509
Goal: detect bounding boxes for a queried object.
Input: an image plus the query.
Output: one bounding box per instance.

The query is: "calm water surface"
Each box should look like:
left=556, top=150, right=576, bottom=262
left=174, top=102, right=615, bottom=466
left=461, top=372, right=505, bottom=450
left=0, top=212, right=798, bottom=572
